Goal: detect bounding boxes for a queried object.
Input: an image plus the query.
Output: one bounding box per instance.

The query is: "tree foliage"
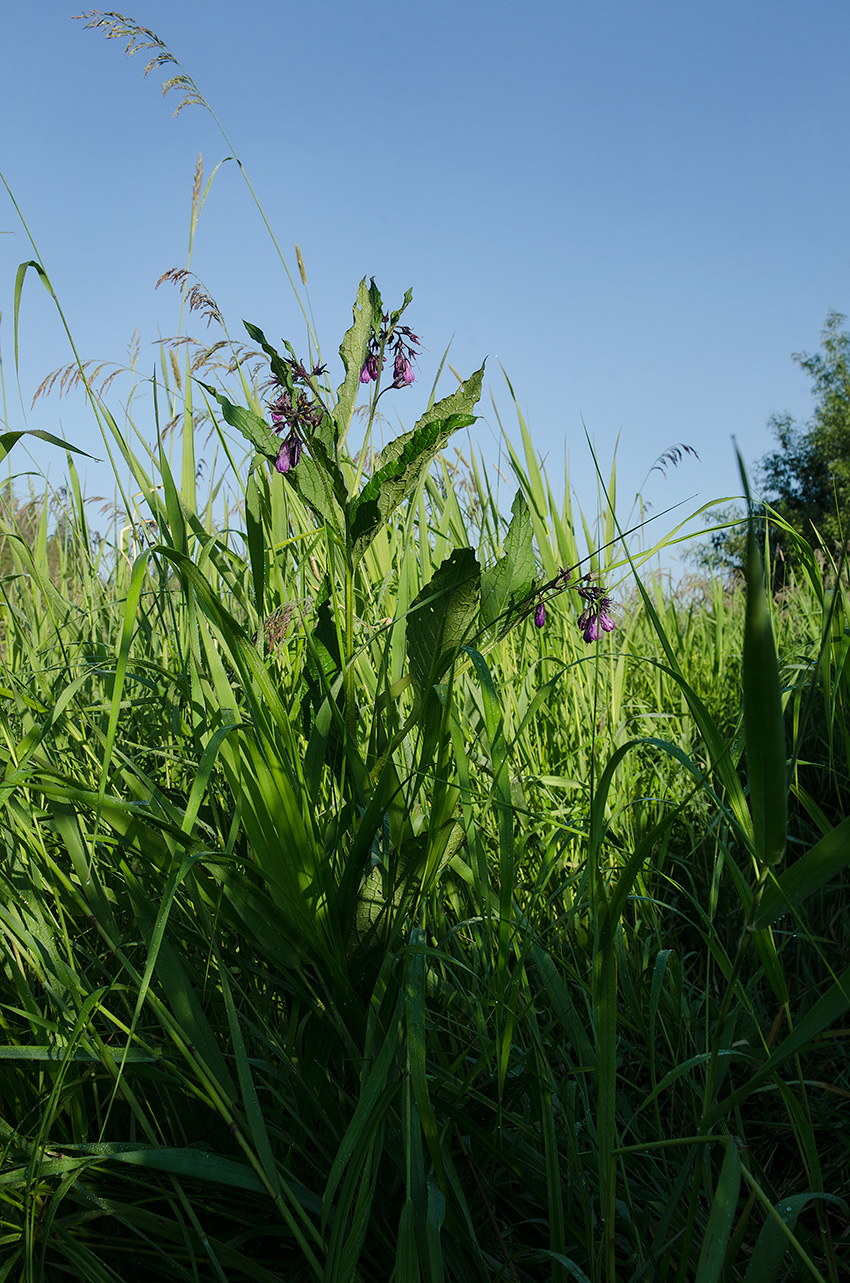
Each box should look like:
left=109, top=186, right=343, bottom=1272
left=762, top=310, right=850, bottom=556
left=700, top=311, right=850, bottom=575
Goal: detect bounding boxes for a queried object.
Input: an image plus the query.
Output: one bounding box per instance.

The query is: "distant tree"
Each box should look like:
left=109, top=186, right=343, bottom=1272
left=695, top=311, right=850, bottom=576
left=696, top=512, right=742, bottom=577
left=760, top=310, right=850, bottom=558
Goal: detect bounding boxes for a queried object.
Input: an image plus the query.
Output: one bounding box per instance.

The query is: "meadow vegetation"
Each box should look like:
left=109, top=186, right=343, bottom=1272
left=0, top=14, right=848, bottom=1282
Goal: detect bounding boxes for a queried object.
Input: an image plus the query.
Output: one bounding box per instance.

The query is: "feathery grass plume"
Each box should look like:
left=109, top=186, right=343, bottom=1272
left=168, top=345, right=182, bottom=391
left=31, top=357, right=124, bottom=405
left=75, top=10, right=209, bottom=116
left=191, top=152, right=202, bottom=226
left=649, top=441, right=701, bottom=477
left=155, top=268, right=225, bottom=329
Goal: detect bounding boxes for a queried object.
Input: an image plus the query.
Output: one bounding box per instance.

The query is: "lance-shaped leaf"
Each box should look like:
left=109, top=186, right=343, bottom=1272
left=197, top=381, right=279, bottom=460
left=349, top=411, right=476, bottom=565
left=348, top=360, right=485, bottom=563
left=334, top=277, right=383, bottom=433
left=287, top=426, right=349, bottom=531
left=387, top=288, right=414, bottom=327
left=739, top=449, right=787, bottom=866
left=480, top=489, right=536, bottom=627
left=409, top=359, right=486, bottom=437
left=242, top=320, right=298, bottom=392
left=407, top=548, right=481, bottom=705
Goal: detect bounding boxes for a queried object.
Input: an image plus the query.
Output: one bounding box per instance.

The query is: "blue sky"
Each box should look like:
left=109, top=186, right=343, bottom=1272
left=2, top=1, right=849, bottom=567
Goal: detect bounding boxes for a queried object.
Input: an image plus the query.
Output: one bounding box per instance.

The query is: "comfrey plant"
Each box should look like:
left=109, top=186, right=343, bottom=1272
left=200, top=277, right=617, bottom=779
left=198, top=281, right=485, bottom=742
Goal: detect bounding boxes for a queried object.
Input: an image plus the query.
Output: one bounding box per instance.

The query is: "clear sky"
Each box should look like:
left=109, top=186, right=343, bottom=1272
left=2, top=1, right=849, bottom=568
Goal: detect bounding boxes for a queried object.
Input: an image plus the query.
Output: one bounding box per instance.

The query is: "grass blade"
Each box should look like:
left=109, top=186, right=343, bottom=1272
left=694, top=1141, right=741, bottom=1283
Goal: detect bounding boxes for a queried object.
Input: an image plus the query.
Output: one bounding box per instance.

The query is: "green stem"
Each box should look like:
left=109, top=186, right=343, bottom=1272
left=675, top=863, right=770, bottom=1283
left=345, top=558, right=355, bottom=737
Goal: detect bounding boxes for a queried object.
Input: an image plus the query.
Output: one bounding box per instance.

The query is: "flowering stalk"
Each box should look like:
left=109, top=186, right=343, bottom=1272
left=523, top=567, right=618, bottom=644
left=359, top=314, right=421, bottom=391
left=576, top=579, right=617, bottom=643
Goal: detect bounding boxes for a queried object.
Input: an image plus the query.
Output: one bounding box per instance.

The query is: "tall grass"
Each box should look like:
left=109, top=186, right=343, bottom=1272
left=0, top=348, right=847, bottom=1281
left=0, top=19, right=849, bottom=1282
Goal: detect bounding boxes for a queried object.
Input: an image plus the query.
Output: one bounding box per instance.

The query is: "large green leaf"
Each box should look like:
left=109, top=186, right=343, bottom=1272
left=480, top=489, right=536, bottom=627
left=199, top=379, right=344, bottom=531
left=289, top=453, right=345, bottom=534
left=346, top=361, right=484, bottom=568
left=349, top=412, right=477, bottom=565
left=334, top=276, right=383, bottom=433
left=408, top=360, right=486, bottom=438
left=407, top=548, right=481, bottom=705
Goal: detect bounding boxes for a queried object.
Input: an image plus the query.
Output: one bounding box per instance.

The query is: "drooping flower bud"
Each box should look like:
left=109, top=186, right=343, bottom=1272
left=360, top=353, right=381, bottom=383
left=578, top=595, right=616, bottom=643
left=393, top=352, right=415, bottom=387
left=275, top=434, right=302, bottom=474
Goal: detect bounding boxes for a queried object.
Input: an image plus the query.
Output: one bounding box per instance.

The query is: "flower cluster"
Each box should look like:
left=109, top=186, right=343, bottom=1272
left=531, top=568, right=617, bottom=644
left=576, top=577, right=616, bottom=642
left=267, top=355, right=326, bottom=475
left=360, top=315, right=421, bottom=388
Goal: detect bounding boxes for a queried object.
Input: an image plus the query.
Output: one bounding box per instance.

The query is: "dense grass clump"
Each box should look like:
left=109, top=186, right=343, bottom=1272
left=0, top=334, right=848, bottom=1283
